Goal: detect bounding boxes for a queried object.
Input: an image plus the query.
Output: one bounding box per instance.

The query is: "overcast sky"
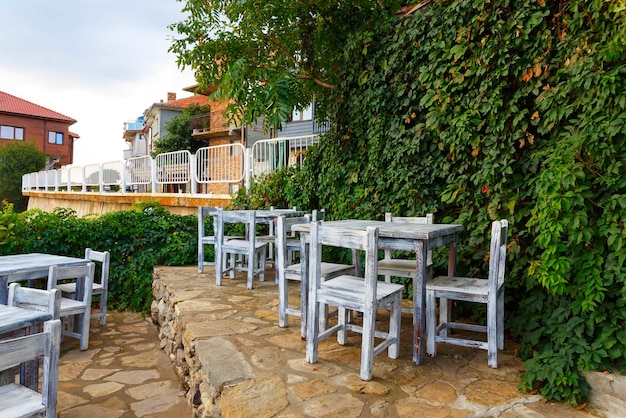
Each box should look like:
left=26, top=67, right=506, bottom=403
left=0, top=0, right=196, bottom=165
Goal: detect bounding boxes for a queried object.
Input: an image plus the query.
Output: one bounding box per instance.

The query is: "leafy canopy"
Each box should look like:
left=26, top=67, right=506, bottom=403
left=169, top=0, right=401, bottom=132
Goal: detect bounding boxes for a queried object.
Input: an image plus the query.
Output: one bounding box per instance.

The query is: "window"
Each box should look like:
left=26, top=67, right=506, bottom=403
left=0, top=125, right=24, bottom=140
left=290, top=105, right=313, bottom=122
left=48, top=131, right=63, bottom=145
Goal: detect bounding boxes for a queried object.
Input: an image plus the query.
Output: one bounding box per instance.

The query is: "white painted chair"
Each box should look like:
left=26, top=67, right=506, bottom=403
left=56, top=248, right=110, bottom=325
left=47, top=262, right=95, bottom=351
left=426, top=219, right=508, bottom=368
left=275, top=214, right=355, bottom=338
left=377, top=213, right=434, bottom=314
left=0, top=319, right=62, bottom=418
left=306, top=221, right=404, bottom=381
left=198, top=206, right=220, bottom=272
left=7, top=283, right=61, bottom=320
left=215, top=208, right=268, bottom=289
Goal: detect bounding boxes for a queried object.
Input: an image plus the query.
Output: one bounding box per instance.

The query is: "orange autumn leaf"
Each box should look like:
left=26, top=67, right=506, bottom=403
left=471, top=149, right=479, bottom=157
left=522, top=68, right=533, bottom=82
left=531, top=111, right=540, bottom=120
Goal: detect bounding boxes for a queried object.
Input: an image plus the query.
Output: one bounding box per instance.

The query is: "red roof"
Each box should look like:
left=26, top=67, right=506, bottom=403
left=0, top=90, right=76, bottom=123
left=160, top=94, right=210, bottom=109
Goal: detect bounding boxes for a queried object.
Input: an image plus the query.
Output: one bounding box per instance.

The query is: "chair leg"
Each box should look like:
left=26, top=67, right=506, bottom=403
left=278, top=275, right=288, bottom=328
left=497, top=291, right=505, bottom=350
left=388, top=294, right=402, bottom=359
left=337, top=306, right=348, bottom=345
left=198, top=243, right=204, bottom=273
left=305, top=296, right=321, bottom=365
left=79, top=312, right=90, bottom=351
left=487, top=298, right=498, bottom=368
left=215, top=249, right=223, bottom=286
left=426, top=289, right=437, bottom=357
left=99, top=294, right=107, bottom=326
left=360, top=307, right=376, bottom=381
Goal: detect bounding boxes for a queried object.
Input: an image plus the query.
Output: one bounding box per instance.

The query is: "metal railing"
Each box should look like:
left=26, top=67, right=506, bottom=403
left=22, top=135, right=318, bottom=195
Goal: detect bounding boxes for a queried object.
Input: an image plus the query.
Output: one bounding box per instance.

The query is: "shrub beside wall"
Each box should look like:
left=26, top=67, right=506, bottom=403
left=0, top=202, right=199, bottom=312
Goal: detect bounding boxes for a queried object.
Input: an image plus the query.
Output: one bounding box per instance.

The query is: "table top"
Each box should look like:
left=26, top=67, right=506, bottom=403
left=0, top=304, right=52, bottom=334
left=0, top=253, right=86, bottom=276
left=292, top=219, right=464, bottom=240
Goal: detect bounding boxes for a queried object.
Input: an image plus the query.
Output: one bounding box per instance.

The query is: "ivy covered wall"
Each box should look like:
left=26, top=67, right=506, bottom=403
left=295, top=0, right=625, bottom=404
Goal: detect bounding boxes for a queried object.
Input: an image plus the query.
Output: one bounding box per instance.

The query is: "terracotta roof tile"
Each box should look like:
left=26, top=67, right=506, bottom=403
left=0, top=90, right=76, bottom=123
left=160, top=94, right=210, bottom=109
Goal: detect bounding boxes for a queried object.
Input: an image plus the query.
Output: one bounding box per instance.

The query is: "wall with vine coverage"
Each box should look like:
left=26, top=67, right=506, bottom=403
left=232, top=0, right=625, bottom=405
left=0, top=202, right=198, bottom=313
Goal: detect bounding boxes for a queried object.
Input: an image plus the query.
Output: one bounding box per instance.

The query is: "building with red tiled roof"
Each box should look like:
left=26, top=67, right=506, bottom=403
left=0, top=90, right=78, bottom=168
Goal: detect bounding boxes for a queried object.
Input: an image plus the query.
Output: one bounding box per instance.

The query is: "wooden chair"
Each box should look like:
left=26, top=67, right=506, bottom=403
left=198, top=206, right=220, bottom=272
left=47, top=262, right=95, bottom=351
left=378, top=212, right=434, bottom=314
left=306, top=221, right=404, bottom=381
left=7, top=283, right=61, bottom=320
left=0, top=319, right=62, bottom=418
left=56, top=248, right=110, bottom=326
left=275, top=214, right=355, bottom=338
left=426, top=219, right=508, bottom=368
left=215, top=208, right=268, bottom=289
left=256, top=206, right=298, bottom=267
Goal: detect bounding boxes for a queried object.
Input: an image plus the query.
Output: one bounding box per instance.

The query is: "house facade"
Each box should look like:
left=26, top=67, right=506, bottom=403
left=0, top=90, right=78, bottom=169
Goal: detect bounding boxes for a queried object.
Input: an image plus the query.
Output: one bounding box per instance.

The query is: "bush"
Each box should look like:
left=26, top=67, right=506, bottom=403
left=0, top=203, right=197, bottom=312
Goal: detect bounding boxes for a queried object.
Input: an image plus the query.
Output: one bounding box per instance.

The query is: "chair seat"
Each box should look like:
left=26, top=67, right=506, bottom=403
left=0, top=384, right=46, bottom=416
left=223, top=239, right=267, bottom=253
left=284, top=262, right=353, bottom=281
left=56, top=282, right=104, bottom=295
left=427, top=276, right=490, bottom=297
left=377, top=258, right=417, bottom=277
left=59, top=297, right=89, bottom=316
left=319, top=275, right=404, bottom=304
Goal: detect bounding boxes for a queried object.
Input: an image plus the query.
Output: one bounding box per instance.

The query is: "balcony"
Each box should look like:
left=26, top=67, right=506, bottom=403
left=191, top=111, right=241, bottom=139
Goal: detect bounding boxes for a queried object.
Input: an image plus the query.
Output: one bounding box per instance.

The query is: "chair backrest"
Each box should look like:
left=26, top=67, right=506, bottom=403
left=215, top=209, right=258, bottom=255
left=198, top=206, right=219, bottom=240
left=488, top=219, right=509, bottom=290
left=47, top=262, right=96, bottom=305
left=384, top=213, right=434, bottom=224
left=384, top=212, right=434, bottom=263
left=0, top=319, right=62, bottom=417
left=7, top=283, right=61, bottom=320
left=276, top=214, right=311, bottom=271
left=310, top=221, right=379, bottom=300
left=85, top=248, right=110, bottom=288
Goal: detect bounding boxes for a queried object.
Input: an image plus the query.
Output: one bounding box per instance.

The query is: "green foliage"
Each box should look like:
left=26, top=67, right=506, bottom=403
left=230, top=165, right=315, bottom=211
left=283, top=0, right=625, bottom=404
left=0, top=204, right=197, bottom=313
left=0, top=142, right=47, bottom=211
left=169, top=0, right=402, bottom=131
left=151, top=104, right=211, bottom=155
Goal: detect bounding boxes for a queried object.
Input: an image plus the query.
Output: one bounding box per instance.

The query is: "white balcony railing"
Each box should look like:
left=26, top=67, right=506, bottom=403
left=22, top=136, right=318, bottom=196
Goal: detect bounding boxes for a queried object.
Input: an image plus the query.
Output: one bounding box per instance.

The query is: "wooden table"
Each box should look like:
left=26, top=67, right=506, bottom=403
left=0, top=304, right=53, bottom=389
left=0, top=253, right=89, bottom=303
left=292, top=219, right=464, bottom=365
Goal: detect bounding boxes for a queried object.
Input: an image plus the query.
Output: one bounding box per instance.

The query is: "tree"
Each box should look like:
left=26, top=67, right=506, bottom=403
left=168, top=0, right=402, bottom=132
left=151, top=104, right=210, bottom=156
left=0, top=142, right=47, bottom=212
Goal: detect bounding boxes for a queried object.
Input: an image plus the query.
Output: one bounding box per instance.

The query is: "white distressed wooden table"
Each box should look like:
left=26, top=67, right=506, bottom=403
left=0, top=253, right=89, bottom=303
left=0, top=304, right=53, bottom=389
left=292, top=219, right=464, bottom=365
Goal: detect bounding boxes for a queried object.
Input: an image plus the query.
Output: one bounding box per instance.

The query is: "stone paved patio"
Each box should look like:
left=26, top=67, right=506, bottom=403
left=151, top=265, right=602, bottom=418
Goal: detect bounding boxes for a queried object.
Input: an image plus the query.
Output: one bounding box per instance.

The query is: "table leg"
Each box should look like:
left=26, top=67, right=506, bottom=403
left=413, top=240, right=427, bottom=365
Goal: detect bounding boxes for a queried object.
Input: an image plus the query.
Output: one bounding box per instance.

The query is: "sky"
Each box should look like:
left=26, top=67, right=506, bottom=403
left=0, top=0, right=197, bottom=165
